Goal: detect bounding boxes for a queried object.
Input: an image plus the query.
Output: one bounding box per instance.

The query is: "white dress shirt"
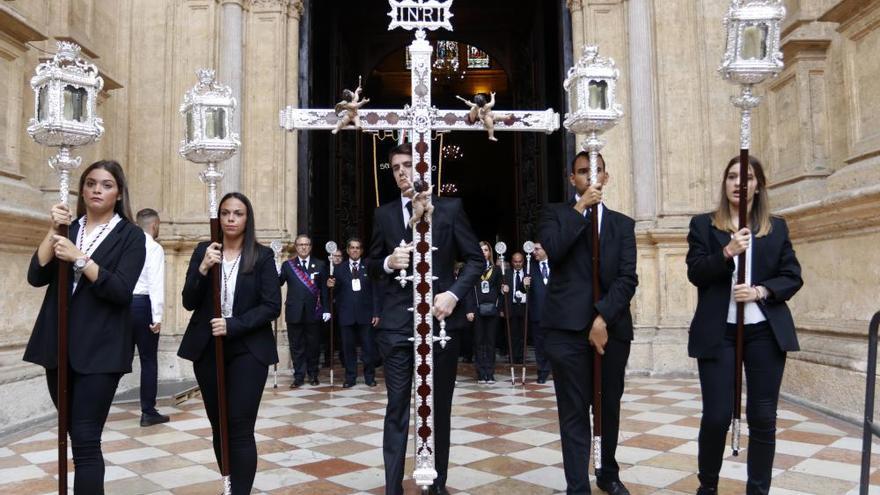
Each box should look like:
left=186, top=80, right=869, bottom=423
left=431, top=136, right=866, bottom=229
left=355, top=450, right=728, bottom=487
left=726, top=237, right=767, bottom=325
left=221, top=255, right=240, bottom=318
left=73, top=214, right=121, bottom=292
left=133, top=232, right=165, bottom=324
left=573, top=195, right=604, bottom=233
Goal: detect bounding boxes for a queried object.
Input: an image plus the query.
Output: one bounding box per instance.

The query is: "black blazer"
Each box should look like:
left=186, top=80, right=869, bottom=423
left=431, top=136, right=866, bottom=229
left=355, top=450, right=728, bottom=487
left=527, top=261, right=549, bottom=323
left=333, top=258, right=380, bottom=327
left=472, top=264, right=502, bottom=316
left=178, top=242, right=281, bottom=366
left=686, top=213, right=802, bottom=358
left=538, top=202, right=638, bottom=340
left=24, top=218, right=146, bottom=374
left=368, top=196, right=483, bottom=332
left=280, top=257, right=329, bottom=324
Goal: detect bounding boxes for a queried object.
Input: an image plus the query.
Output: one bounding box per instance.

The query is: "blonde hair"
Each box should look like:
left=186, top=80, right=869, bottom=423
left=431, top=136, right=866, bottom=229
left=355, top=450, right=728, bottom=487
left=711, top=155, right=773, bottom=238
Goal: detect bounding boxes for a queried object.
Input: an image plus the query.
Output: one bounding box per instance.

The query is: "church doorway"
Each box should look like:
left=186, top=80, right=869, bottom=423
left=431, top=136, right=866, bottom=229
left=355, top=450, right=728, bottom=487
left=298, top=0, right=572, bottom=253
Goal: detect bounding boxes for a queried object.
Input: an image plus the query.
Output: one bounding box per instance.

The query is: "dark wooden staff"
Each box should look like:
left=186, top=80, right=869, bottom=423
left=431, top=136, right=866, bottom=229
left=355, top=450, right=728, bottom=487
left=498, top=248, right=516, bottom=386
left=732, top=148, right=749, bottom=456
left=325, top=240, right=337, bottom=387
left=589, top=152, right=603, bottom=472
left=57, top=221, right=70, bottom=493
left=521, top=244, right=534, bottom=385
left=208, top=214, right=232, bottom=493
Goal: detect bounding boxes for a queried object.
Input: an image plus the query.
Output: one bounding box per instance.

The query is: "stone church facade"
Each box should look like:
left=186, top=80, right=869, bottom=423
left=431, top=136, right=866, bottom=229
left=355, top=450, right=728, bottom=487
left=0, top=0, right=877, bottom=433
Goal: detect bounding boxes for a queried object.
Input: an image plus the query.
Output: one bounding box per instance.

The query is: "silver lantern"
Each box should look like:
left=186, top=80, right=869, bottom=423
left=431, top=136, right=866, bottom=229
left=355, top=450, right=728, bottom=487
left=179, top=68, right=241, bottom=217
left=719, top=0, right=786, bottom=86
left=563, top=45, right=624, bottom=184
left=27, top=41, right=105, bottom=204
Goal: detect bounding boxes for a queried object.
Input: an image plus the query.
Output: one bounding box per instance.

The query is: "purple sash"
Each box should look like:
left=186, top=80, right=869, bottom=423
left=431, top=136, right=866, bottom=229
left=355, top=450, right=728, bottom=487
left=289, top=260, right=322, bottom=317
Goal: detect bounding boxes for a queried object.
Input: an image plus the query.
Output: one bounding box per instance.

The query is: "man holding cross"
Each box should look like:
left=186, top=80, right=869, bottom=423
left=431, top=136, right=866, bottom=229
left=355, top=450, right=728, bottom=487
left=368, top=143, right=482, bottom=495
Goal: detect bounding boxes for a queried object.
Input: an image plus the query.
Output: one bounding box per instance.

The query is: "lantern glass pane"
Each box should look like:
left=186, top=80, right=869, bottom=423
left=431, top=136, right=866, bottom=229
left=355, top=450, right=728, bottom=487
left=63, top=85, right=87, bottom=122
left=205, top=108, right=227, bottom=139
left=37, top=86, right=49, bottom=122
left=741, top=23, right=768, bottom=60
left=185, top=110, right=194, bottom=142
left=588, top=80, right=608, bottom=110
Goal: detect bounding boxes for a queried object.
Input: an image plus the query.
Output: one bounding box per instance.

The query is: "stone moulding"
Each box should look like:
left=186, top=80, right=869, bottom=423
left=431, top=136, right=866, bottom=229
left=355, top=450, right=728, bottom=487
left=779, top=183, right=880, bottom=242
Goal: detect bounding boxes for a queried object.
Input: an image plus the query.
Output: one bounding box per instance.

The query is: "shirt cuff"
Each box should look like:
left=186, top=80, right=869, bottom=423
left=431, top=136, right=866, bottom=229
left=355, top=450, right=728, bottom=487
left=383, top=255, right=394, bottom=274
left=447, top=291, right=459, bottom=302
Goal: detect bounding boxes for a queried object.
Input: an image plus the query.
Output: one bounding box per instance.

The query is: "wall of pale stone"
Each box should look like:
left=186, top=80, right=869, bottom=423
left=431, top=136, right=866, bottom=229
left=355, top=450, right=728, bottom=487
left=1, top=0, right=878, bottom=434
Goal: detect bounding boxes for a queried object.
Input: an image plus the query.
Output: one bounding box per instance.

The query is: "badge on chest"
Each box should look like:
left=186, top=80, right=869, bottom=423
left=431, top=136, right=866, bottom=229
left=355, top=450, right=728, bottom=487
left=352, top=278, right=362, bottom=292
left=480, top=280, right=490, bottom=294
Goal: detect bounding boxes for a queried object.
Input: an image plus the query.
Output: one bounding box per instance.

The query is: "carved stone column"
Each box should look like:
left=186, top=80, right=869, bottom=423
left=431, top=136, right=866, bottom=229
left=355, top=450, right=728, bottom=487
left=219, top=0, right=245, bottom=193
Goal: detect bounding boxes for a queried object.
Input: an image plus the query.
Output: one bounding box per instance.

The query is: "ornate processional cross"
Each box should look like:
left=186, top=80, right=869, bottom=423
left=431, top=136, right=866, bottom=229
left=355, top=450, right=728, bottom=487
left=280, top=0, right=559, bottom=488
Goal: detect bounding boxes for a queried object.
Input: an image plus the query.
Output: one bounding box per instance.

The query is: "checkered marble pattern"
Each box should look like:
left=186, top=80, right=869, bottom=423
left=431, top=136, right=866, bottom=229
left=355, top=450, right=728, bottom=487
left=1, top=368, right=878, bottom=494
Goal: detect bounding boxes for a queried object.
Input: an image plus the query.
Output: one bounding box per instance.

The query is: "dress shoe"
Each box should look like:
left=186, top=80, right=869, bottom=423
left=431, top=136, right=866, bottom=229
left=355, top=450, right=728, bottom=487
left=427, top=485, right=450, bottom=495
left=597, top=479, right=631, bottom=495
left=140, top=412, right=170, bottom=427
left=310, top=377, right=320, bottom=386
left=486, top=376, right=496, bottom=384
left=536, top=377, right=547, bottom=384
left=477, top=377, right=487, bottom=384
left=290, top=379, right=304, bottom=389
left=343, top=381, right=355, bottom=388
left=695, top=487, right=717, bottom=495
left=366, top=380, right=377, bottom=387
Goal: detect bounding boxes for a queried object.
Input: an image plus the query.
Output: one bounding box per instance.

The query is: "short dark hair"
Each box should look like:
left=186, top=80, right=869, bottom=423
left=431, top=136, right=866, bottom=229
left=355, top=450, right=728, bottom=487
left=136, top=208, right=159, bottom=227
left=388, top=142, right=412, bottom=163
left=346, top=237, right=363, bottom=249
left=570, top=151, right=606, bottom=173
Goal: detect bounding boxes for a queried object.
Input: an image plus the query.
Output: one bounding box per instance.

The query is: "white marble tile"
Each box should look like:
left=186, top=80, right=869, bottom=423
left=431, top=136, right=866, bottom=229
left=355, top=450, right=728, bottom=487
left=104, top=447, right=171, bottom=465
left=143, top=465, right=220, bottom=489
left=618, top=465, right=691, bottom=488
left=450, top=429, right=492, bottom=445
left=615, top=445, right=664, bottom=464
left=328, top=467, right=386, bottom=490
left=104, top=465, right=138, bottom=481
left=776, top=409, right=809, bottom=421
left=628, top=412, right=687, bottom=424
left=647, top=424, right=700, bottom=440
left=655, top=391, right=699, bottom=400
left=252, top=467, right=316, bottom=490
left=508, top=446, right=564, bottom=466
left=790, top=422, right=846, bottom=437
left=500, top=429, right=559, bottom=447
left=512, top=466, right=569, bottom=491
left=444, top=466, right=503, bottom=490
left=450, top=416, right=486, bottom=429
left=774, top=439, right=826, bottom=457
left=280, top=433, right=345, bottom=449
left=258, top=406, right=300, bottom=418
left=163, top=417, right=211, bottom=431
left=298, top=417, right=355, bottom=432
left=321, top=397, right=368, bottom=407
left=790, top=458, right=863, bottom=482
left=831, top=437, right=880, bottom=452
left=0, top=465, right=46, bottom=483
left=493, top=404, right=544, bottom=416
left=309, top=406, right=362, bottom=418
left=352, top=431, right=386, bottom=447
left=137, top=431, right=199, bottom=446
left=341, top=447, right=385, bottom=467
left=179, top=448, right=217, bottom=465
left=260, top=448, right=331, bottom=467
left=669, top=440, right=700, bottom=456
left=446, top=445, right=496, bottom=464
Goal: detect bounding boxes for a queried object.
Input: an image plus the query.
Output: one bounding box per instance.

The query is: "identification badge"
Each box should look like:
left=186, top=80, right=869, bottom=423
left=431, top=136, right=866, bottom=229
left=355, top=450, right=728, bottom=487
left=481, top=280, right=490, bottom=294
left=352, top=278, right=362, bottom=292
left=310, top=271, right=316, bottom=280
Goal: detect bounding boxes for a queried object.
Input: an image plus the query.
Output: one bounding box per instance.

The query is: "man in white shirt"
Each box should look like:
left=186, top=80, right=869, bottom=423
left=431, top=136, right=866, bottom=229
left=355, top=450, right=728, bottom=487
left=133, top=208, right=169, bottom=426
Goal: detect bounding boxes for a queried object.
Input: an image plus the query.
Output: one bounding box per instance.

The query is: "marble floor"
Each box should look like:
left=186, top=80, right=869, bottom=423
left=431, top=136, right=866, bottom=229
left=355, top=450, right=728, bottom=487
left=1, top=365, right=877, bottom=494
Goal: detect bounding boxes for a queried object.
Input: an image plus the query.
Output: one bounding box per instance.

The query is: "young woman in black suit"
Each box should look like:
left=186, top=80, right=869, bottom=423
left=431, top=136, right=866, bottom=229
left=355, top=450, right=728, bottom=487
left=178, top=192, right=281, bottom=494
left=25, top=160, right=146, bottom=493
left=473, top=240, right=502, bottom=384
left=686, top=156, right=803, bottom=495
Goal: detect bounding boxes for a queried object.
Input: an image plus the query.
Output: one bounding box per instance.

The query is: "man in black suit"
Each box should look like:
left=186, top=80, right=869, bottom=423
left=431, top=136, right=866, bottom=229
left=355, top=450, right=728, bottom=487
left=501, top=251, right=527, bottom=364
left=328, top=237, right=380, bottom=387
left=539, top=151, right=638, bottom=495
left=280, top=234, right=330, bottom=387
left=526, top=242, right=552, bottom=383
left=369, top=143, right=483, bottom=495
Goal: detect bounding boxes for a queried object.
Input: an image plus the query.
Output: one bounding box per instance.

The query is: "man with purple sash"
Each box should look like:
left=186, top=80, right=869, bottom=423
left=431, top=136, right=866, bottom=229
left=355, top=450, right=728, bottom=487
left=280, top=234, right=330, bottom=387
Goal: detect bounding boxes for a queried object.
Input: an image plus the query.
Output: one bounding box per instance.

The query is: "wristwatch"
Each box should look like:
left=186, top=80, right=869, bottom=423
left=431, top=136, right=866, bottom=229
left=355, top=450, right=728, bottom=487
left=73, top=256, right=91, bottom=273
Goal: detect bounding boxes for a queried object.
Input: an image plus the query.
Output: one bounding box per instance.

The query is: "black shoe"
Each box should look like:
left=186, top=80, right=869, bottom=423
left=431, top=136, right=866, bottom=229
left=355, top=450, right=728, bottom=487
left=427, top=486, right=449, bottom=495
left=140, top=412, right=170, bottom=427
left=291, top=378, right=304, bottom=389
left=366, top=380, right=377, bottom=387
left=695, top=487, right=717, bottom=495
left=343, top=381, right=355, bottom=388
left=310, top=377, right=320, bottom=386
left=597, top=479, right=631, bottom=495
left=536, top=377, right=547, bottom=384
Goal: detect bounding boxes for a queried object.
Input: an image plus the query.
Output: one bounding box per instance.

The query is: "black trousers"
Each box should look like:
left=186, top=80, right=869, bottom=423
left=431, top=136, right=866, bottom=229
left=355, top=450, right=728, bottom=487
left=473, top=314, right=498, bottom=379
left=509, top=303, right=526, bottom=363
left=287, top=321, right=320, bottom=380
left=458, top=319, right=474, bottom=361
left=530, top=320, right=552, bottom=380
left=193, top=340, right=268, bottom=495
left=544, top=328, right=631, bottom=494
left=46, top=367, right=121, bottom=495
left=341, top=322, right=376, bottom=383
left=132, top=295, right=159, bottom=414
left=697, top=322, right=785, bottom=495
left=377, top=327, right=460, bottom=495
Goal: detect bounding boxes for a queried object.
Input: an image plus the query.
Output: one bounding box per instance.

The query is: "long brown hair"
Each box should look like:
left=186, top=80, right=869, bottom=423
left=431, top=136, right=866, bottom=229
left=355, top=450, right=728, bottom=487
left=479, top=240, right=494, bottom=265
left=219, top=192, right=259, bottom=274
left=76, top=160, right=134, bottom=222
left=711, top=155, right=773, bottom=237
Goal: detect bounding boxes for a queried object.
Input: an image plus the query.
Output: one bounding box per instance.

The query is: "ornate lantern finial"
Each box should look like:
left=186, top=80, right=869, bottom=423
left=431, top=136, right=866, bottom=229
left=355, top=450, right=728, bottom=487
left=179, top=69, right=241, bottom=218
left=719, top=0, right=786, bottom=86
left=27, top=41, right=105, bottom=203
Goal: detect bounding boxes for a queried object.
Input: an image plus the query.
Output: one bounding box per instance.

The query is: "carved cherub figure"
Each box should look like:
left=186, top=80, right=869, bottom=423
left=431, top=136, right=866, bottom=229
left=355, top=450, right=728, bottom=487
left=457, top=92, right=498, bottom=141
left=332, top=76, right=370, bottom=134
left=404, top=179, right=434, bottom=228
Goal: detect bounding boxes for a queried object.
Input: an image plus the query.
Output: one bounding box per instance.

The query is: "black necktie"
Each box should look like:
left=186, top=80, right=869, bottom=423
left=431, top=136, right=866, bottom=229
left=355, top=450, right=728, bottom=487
left=405, top=202, right=413, bottom=227
left=541, top=262, right=549, bottom=280
left=352, top=262, right=359, bottom=278
left=514, top=270, right=522, bottom=302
